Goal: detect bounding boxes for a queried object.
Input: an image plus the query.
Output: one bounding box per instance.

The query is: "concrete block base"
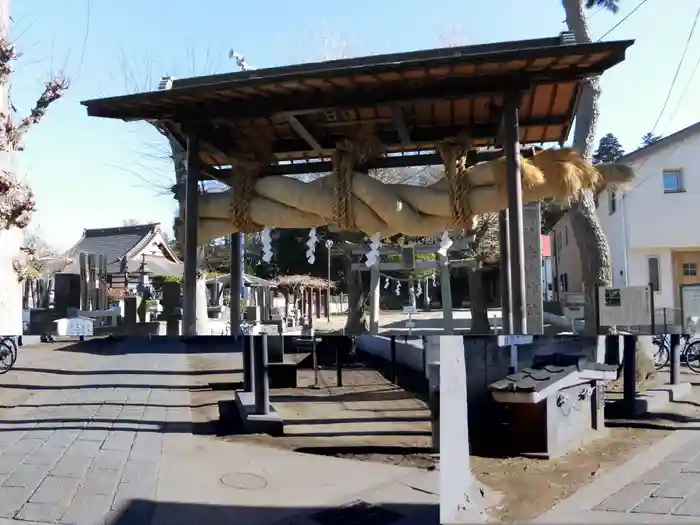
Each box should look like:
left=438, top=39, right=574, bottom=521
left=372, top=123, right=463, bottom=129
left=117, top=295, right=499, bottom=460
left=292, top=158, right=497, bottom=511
left=233, top=390, right=284, bottom=436
left=634, top=382, right=692, bottom=415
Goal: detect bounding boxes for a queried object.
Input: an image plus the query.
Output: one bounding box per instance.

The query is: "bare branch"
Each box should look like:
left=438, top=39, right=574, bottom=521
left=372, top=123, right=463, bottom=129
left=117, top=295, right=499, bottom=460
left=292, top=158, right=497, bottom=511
left=4, top=73, right=69, bottom=151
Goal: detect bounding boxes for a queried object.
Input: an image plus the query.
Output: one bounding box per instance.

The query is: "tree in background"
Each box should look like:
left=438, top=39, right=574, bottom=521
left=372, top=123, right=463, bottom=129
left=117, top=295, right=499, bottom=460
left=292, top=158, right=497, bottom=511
left=593, top=133, right=625, bottom=164
left=641, top=132, right=662, bottom=147
left=463, top=213, right=499, bottom=333
left=562, top=0, right=620, bottom=335
left=0, top=3, right=68, bottom=335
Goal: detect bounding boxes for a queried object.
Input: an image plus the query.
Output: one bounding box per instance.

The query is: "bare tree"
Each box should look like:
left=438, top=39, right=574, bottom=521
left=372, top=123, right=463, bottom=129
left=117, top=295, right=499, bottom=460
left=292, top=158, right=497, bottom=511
left=562, top=0, right=616, bottom=335
left=0, top=7, right=68, bottom=249
left=462, top=213, right=499, bottom=333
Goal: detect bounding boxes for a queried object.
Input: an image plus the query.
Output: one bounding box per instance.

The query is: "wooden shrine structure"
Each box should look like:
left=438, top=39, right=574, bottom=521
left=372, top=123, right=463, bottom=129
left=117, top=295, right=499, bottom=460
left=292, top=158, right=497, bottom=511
left=81, top=32, right=633, bottom=336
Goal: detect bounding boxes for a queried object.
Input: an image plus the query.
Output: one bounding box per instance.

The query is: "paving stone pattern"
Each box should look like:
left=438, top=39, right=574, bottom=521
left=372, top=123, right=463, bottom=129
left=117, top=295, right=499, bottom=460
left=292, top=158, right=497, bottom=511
left=594, top=434, right=700, bottom=517
left=0, top=343, right=191, bottom=524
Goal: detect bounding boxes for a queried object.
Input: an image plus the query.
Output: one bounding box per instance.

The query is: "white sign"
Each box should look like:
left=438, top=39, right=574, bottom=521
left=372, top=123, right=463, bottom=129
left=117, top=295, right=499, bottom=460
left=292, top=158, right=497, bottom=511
left=598, top=286, right=651, bottom=326
left=260, top=324, right=280, bottom=336
left=405, top=321, right=416, bottom=328
left=55, top=317, right=94, bottom=337
left=497, top=335, right=533, bottom=347
left=403, top=306, right=418, bottom=314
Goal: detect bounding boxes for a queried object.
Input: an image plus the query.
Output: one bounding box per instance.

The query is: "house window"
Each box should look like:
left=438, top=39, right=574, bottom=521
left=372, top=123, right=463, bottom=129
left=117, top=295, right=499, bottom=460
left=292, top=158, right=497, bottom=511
left=608, top=190, right=617, bottom=215
left=683, top=262, right=697, bottom=277
left=560, top=273, right=569, bottom=293
left=663, top=169, right=684, bottom=193
left=648, top=256, right=660, bottom=292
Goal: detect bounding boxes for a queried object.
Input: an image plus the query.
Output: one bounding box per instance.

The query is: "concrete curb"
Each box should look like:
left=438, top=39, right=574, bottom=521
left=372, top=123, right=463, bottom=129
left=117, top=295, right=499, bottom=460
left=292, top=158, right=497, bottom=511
left=532, top=429, right=700, bottom=523
left=635, top=382, right=692, bottom=414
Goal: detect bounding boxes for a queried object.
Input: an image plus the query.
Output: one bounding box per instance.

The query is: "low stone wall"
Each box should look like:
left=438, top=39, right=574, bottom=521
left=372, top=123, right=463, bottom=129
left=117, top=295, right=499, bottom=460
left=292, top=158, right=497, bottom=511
left=355, top=335, right=440, bottom=377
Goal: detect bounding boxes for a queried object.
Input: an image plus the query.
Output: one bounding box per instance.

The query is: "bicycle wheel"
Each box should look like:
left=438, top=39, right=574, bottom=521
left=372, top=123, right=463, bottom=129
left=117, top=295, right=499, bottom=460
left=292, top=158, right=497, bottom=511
left=0, top=337, right=16, bottom=374
left=652, top=337, right=670, bottom=370
left=684, top=341, right=700, bottom=373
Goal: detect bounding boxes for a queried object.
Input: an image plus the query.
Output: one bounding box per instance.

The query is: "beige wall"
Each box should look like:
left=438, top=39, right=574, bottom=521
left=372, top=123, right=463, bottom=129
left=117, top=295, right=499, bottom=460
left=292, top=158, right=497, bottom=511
left=550, top=213, right=583, bottom=300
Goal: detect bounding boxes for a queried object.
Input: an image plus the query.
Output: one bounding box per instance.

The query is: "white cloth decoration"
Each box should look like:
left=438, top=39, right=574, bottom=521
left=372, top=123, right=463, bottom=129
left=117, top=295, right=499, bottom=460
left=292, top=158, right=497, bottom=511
left=437, top=231, right=453, bottom=257
left=395, top=280, right=401, bottom=296
left=364, top=232, right=381, bottom=268
left=384, top=276, right=390, bottom=289
left=306, top=227, right=318, bottom=264
left=431, top=272, right=437, bottom=287
left=261, top=228, right=273, bottom=263
left=416, top=282, right=423, bottom=297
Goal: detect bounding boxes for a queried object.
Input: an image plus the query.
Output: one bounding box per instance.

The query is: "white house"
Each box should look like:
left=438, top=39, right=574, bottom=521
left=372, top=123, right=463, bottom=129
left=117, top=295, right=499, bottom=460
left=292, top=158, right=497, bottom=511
left=553, top=121, right=700, bottom=326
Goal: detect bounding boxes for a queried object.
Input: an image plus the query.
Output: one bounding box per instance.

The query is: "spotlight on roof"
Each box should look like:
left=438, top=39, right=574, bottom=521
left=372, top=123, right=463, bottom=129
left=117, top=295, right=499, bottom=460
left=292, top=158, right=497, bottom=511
left=157, top=76, right=176, bottom=91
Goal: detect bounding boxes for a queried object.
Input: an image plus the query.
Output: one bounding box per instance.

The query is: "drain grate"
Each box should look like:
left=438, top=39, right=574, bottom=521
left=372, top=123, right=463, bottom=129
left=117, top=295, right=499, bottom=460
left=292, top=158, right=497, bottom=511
left=311, top=500, right=404, bottom=525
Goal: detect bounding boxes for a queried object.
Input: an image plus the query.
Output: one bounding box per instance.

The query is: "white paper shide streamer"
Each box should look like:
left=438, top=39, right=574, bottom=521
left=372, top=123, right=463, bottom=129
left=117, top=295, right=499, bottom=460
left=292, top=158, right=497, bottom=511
left=261, top=228, right=273, bottom=263
left=437, top=231, right=453, bottom=257
left=306, top=227, right=318, bottom=264
left=364, top=232, right=381, bottom=267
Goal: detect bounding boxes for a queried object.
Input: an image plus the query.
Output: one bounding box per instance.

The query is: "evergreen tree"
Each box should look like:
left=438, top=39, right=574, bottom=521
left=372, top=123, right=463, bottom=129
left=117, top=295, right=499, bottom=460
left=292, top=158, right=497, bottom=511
left=641, top=132, right=662, bottom=147
left=592, top=133, right=625, bottom=165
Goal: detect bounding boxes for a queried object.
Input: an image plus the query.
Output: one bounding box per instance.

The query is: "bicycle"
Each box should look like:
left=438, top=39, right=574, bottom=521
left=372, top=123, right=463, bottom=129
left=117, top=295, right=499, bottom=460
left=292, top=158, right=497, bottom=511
left=0, top=336, right=18, bottom=374
left=652, top=335, right=700, bottom=373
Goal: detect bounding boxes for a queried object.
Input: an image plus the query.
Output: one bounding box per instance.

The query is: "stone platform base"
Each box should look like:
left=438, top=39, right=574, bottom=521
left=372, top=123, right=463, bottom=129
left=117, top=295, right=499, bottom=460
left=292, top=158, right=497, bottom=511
left=232, top=390, right=284, bottom=436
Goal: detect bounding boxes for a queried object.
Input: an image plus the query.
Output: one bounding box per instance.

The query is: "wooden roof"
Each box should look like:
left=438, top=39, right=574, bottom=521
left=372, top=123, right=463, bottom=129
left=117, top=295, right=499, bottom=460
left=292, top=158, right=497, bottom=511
left=82, top=33, right=633, bottom=177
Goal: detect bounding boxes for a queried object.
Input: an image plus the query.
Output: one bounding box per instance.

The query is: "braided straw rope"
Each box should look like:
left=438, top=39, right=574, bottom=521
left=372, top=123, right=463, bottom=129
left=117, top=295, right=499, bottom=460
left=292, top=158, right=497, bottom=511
left=437, top=138, right=472, bottom=232
left=332, top=136, right=385, bottom=230
left=229, top=156, right=261, bottom=233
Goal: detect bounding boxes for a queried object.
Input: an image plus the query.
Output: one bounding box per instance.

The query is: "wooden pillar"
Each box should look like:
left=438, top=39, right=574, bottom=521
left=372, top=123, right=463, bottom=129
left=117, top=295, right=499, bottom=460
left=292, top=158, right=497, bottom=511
left=79, top=253, right=88, bottom=311
left=230, top=232, right=244, bottom=336
left=314, top=289, right=321, bottom=320
left=503, top=92, right=527, bottom=334
left=182, top=130, right=200, bottom=336
left=369, top=265, right=380, bottom=334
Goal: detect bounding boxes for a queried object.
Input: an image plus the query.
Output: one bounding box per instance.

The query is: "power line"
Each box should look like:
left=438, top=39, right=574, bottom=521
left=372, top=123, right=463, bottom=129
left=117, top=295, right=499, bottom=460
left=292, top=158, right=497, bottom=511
left=596, top=0, right=651, bottom=42
left=649, top=4, right=700, bottom=135
left=660, top=51, right=700, bottom=136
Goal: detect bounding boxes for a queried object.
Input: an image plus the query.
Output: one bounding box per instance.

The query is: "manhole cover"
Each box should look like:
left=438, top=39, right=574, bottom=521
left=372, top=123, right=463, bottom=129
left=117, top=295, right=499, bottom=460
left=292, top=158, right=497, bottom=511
left=220, top=472, right=268, bottom=490
left=311, top=500, right=404, bottom=525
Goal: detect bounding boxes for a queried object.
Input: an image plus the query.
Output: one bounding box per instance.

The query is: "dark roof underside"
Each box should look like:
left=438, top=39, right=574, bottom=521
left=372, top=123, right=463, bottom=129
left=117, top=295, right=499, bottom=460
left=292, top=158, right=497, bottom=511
left=82, top=34, right=633, bottom=178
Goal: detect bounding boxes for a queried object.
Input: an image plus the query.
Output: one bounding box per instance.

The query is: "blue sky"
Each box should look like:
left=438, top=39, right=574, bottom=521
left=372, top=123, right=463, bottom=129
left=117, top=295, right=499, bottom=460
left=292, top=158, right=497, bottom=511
left=11, top=0, right=700, bottom=250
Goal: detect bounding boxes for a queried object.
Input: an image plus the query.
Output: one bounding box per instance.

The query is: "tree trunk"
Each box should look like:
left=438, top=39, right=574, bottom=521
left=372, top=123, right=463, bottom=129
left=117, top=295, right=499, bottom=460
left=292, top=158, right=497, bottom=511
left=344, top=253, right=368, bottom=334
left=562, top=0, right=613, bottom=335
left=468, top=267, right=491, bottom=334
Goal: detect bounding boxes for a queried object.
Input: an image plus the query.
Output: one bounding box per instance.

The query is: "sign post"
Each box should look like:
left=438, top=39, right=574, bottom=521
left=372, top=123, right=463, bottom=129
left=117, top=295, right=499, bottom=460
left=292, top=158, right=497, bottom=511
left=403, top=305, right=417, bottom=336
left=497, top=335, right=533, bottom=374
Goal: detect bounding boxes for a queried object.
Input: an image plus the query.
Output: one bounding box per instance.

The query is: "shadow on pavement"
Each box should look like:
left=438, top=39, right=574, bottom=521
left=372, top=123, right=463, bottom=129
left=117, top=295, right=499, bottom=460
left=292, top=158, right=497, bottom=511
left=271, top=388, right=412, bottom=404
left=295, top=445, right=435, bottom=456
left=56, top=337, right=244, bottom=355
left=107, top=498, right=438, bottom=525
left=0, top=382, right=206, bottom=390
left=285, top=415, right=430, bottom=426
left=10, top=366, right=241, bottom=376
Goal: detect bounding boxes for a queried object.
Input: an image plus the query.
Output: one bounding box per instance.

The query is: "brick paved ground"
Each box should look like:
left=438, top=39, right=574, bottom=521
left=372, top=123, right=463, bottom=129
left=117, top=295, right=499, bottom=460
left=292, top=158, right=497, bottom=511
left=535, top=428, right=700, bottom=524
left=593, top=434, right=700, bottom=517
left=0, top=340, right=190, bottom=524
left=0, top=341, right=438, bottom=525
